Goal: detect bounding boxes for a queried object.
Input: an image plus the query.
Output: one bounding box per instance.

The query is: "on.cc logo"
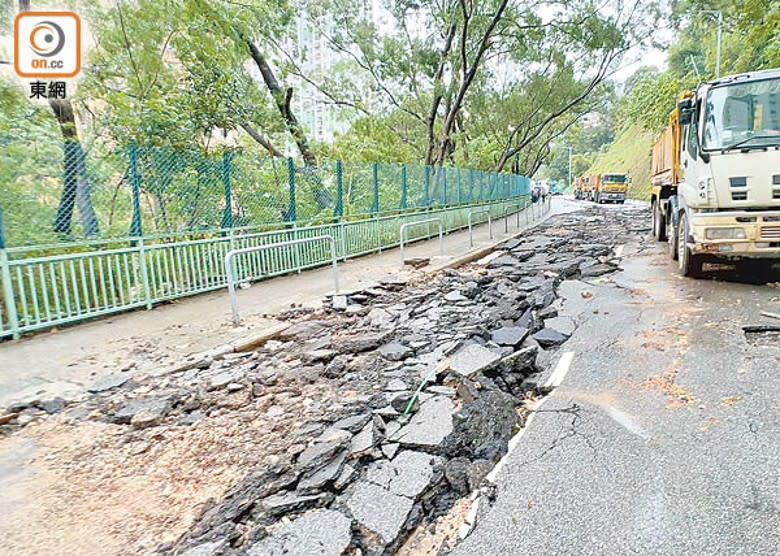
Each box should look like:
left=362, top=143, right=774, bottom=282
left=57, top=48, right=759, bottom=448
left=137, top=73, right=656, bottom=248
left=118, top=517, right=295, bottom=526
left=29, top=20, right=66, bottom=57
left=14, top=11, right=81, bottom=78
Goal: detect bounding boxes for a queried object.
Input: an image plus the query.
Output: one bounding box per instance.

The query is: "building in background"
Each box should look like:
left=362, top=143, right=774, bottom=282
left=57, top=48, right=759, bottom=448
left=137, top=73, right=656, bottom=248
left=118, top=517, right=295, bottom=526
left=285, top=0, right=394, bottom=144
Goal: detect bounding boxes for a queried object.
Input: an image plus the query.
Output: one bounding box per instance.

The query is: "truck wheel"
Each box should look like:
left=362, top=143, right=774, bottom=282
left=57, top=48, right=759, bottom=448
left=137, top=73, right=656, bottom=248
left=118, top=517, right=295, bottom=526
left=668, top=217, right=678, bottom=260
left=652, top=201, right=667, bottom=242
left=677, top=213, right=704, bottom=277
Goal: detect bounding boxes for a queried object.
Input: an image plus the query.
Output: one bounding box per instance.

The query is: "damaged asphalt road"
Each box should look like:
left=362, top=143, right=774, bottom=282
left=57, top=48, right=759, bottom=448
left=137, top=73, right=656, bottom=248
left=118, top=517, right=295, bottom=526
left=457, top=205, right=780, bottom=556
left=2, top=201, right=778, bottom=555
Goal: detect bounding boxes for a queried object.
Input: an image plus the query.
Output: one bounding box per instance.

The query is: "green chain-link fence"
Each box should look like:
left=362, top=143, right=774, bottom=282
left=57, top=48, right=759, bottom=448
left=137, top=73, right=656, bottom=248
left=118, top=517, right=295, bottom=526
left=0, top=141, right=531, bottom=250
left=0, top=137, right=540, bottom=338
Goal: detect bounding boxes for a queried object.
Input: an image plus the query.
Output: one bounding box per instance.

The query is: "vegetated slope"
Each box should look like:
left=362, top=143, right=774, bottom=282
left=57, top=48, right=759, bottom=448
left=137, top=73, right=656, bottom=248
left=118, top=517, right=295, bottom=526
left=586, top=123, right=654, bottom=200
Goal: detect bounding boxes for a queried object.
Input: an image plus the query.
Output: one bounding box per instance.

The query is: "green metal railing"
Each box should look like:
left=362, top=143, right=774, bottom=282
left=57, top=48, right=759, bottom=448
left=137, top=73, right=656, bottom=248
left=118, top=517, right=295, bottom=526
left=0, top=143, right=539, bottom=339
left=0, top=198, right=550, bottom=339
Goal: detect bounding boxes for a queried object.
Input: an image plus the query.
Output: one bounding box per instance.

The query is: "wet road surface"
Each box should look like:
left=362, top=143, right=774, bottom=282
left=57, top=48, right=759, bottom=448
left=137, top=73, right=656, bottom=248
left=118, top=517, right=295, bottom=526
left=457, top=204, right=780, bottom=555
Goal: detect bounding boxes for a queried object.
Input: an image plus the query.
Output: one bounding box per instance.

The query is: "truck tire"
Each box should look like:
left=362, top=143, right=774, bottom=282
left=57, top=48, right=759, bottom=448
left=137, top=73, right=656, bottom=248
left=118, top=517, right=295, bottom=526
left=677, top=213, right=704, bottom=277
left=652, top=201, right=667, bottom=241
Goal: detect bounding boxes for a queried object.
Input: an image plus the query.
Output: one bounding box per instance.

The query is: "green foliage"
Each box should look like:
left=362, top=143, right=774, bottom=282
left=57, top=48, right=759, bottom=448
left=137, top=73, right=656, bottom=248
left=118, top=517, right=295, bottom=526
left=586, top=124, right=655, bottom=199
left=543, top=122, right=614, bottom=188
left=620, top=0, right=779, bottom=135
left=323, top=116, right=421, bottom=163
left=616, top=69, right=687, bottom=132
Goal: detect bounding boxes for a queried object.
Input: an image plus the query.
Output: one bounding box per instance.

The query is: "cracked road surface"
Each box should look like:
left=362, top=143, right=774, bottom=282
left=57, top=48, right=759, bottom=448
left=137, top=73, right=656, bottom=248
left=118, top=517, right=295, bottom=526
left=457, top=205, right=780, bottom=555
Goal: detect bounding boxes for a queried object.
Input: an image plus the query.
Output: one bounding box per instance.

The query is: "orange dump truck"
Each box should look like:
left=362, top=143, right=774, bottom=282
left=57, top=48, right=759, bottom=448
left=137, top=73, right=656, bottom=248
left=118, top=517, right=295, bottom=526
left=573, top=176, right=589, bottom=200
left=589, top=173, right=630, bottom=204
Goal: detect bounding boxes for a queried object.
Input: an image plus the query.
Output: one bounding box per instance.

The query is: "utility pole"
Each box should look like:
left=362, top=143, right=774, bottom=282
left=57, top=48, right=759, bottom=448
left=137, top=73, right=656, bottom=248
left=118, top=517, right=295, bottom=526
left=702, top=10, right=723, bottom=78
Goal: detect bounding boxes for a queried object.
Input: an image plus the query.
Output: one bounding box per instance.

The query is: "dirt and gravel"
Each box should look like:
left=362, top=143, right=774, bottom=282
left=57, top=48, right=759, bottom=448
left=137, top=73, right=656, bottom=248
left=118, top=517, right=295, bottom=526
left=0, top=205, right=654, bottom=555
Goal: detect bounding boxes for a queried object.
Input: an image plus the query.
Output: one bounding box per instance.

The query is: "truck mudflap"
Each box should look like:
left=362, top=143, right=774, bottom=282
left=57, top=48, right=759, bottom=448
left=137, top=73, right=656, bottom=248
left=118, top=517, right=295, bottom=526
left=690, top=211, right=780, bottom=258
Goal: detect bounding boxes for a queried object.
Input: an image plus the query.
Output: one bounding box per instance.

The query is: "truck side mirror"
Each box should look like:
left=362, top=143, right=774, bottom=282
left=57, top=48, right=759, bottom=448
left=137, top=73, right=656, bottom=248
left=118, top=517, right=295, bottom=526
left=678, top=98, right=693, bottom=125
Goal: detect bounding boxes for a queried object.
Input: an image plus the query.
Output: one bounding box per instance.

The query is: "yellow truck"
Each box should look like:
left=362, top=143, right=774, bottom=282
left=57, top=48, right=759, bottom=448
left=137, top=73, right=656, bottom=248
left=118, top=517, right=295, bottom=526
left=573, top=176, right=589, bottom=200
left=650, top=68, right=780, bottom=277
left=590, top=173, right=630, bottom=204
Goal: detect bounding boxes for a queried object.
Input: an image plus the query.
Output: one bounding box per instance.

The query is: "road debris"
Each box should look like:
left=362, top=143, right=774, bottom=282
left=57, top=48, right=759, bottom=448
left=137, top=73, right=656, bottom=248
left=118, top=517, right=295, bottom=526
left=0, top=207, right=642, bottom=555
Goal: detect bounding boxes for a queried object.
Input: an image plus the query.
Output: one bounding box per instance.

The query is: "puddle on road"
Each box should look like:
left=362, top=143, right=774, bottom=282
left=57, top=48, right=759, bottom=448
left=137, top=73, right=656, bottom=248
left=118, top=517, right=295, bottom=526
left=743, top=326, right=780, bottom=348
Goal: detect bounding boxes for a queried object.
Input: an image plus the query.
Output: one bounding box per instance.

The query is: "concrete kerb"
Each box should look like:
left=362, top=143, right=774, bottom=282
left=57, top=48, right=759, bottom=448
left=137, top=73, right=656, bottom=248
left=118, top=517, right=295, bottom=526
left=155, top=322, right=290, bottom=376
left=428, top=202, right=555, bottom=274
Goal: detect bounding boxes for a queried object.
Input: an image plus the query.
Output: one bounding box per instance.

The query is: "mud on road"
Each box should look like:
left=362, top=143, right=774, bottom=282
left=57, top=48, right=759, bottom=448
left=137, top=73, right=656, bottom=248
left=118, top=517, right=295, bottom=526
left=5, top=203, right=766, bottom=555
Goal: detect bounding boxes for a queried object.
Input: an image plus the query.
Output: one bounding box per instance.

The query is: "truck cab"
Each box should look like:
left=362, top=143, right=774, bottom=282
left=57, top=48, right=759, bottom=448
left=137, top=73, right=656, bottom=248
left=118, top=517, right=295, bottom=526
left=651, top=68, right=780, bottom=277
left=592, top=173, right=630, bottom=204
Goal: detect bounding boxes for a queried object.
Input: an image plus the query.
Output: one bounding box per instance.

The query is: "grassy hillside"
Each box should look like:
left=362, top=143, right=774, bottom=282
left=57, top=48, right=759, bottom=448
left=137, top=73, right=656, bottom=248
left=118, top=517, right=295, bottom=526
left=586, top=123, right=654, bottom=200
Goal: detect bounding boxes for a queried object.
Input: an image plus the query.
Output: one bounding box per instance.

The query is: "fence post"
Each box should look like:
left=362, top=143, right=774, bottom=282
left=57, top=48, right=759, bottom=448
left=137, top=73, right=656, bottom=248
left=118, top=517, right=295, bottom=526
left=424, top=165, right=431, bottom=207
left=0, top=209, right=20, bottom=339
left=221, top=151, right=233, bottom=229
left=371, top=162, right=379, bottom=214
left=400, top=165, right=408, bottom=209
left=442, top=169, right=448, bottom=206
left=129, top=142, right=143, bottom=237
left=334, top=160, right=344, bottom=218
left=286, top=157, right=297, bottom=222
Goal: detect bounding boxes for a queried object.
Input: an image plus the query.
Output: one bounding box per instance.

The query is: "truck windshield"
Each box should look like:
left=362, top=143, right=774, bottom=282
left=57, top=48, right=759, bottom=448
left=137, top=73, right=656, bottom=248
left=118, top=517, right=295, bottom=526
left=603, top=174, right=627, bottom=183
left=702, top=77, right=780, bottom=150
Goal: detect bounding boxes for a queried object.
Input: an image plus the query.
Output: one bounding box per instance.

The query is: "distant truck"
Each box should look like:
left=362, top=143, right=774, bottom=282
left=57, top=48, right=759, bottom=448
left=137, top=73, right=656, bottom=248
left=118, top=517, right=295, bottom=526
left=573, top=176, right=590, bottom=200
left=650, top=68, right=780, bottom=277
left=590, top=173, right=630, bottom=204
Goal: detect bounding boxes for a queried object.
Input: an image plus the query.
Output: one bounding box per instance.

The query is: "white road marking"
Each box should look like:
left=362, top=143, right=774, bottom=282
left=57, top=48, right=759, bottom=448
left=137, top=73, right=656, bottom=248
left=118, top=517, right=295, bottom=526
left=485, top=351, right=575, bottom=485
left=545, top=351, right=575, bottom=389
left=602, top=405, right=651, bottom=440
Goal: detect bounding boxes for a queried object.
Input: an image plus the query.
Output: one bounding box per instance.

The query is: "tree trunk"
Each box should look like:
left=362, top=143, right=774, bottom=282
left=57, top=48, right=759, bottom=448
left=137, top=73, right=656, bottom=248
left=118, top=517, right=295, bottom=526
left=19, top=1, right=98, bottom=237
left=424, top=23, right=457, bottom=166
left=433, top=0, right=510, bottom=168
left=240, top=122, right=285, bottom=159
left=245, top=40, right=317, bottom=167
left=49, top=96, right=99, bottom=237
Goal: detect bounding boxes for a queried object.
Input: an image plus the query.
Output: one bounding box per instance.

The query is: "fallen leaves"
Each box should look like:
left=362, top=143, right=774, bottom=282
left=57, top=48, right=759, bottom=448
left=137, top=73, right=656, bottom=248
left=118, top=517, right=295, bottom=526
left=640, top=370, right=698, bottom=406
left=699, top=418, right=721, bottom=432
left=720, top=396, right=743, bottom=407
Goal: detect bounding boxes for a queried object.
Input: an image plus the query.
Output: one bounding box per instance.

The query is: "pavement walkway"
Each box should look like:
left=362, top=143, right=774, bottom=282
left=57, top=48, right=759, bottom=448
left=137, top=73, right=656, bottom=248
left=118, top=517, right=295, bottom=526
left=0, top=199, right=574, bottom=408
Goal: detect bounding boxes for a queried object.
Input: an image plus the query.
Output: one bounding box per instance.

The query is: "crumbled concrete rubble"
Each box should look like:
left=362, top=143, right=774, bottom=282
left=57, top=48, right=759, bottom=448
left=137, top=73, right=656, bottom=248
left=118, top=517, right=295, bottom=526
left=0, top=208, right=646, bottom=555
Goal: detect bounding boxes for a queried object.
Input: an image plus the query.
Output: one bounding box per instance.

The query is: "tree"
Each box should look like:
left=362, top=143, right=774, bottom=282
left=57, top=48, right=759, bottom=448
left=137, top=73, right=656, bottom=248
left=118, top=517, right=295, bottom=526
left=288, top=0, right=658, bottom=177
left=17, top=0, right=99, bottom=237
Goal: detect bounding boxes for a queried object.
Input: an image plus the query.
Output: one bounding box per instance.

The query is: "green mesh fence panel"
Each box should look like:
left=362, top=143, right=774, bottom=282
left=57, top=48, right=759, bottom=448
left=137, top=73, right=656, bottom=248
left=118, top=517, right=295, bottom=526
left=295, top=163, right=337, bottom=221
left=1, top=140, right=532, bottom=249
left=341, top=160, right=374, bottom=216
left=231, top=152, right=290, bottom=225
